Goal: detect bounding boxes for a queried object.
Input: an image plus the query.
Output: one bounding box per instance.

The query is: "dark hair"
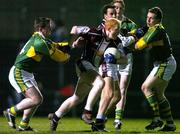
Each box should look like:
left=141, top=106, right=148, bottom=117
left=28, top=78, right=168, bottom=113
left=34, top=17, right=53, bottom=31
left=101, top=4, right=115, bottom=16
left=148, top=7, right=163, bottom=22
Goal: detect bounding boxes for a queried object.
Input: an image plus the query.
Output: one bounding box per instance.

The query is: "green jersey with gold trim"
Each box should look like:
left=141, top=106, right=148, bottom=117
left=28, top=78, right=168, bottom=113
left=136, top=24, right=172, bottom=62
left=120, top=16, right=137, bottom=36
left=120, top=16, right=137, bottom=53
left=14, top=32, right=64, bottom=72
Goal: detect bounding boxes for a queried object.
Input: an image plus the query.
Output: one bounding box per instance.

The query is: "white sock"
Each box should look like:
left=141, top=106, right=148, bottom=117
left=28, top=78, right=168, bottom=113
left=96, top=114, right=106, bottom=120
left=55, top=111, right=64, bottom=118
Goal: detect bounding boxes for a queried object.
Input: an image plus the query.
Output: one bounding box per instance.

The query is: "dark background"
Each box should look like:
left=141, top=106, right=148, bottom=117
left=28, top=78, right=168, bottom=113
left=0, top=0, right=180, bottom=118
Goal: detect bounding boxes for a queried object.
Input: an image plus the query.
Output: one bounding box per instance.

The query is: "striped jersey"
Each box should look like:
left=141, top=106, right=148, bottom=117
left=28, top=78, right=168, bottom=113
left=78, top=27, right=122, bottom=68
left=120, top=16, right=137, bottom=36
left=15, top=32, right=60, bottom=72
left=136, top=24, right=173, bottom=62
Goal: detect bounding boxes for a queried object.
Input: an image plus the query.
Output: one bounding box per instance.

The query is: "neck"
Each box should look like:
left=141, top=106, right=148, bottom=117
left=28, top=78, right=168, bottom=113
left=118, top=14, right=125, bottom=21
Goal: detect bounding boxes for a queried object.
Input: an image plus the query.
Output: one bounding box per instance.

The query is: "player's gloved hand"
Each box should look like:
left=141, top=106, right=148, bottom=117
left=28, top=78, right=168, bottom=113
left=135, top=25, right=149, bottom=39
left=104, top=53, right=116, bottom=64
left=135, top=28, right=144, bottom=38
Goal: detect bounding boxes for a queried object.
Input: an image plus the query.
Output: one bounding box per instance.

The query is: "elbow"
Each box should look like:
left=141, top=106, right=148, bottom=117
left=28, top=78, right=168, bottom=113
left=51, top=49, right=70, bottom=62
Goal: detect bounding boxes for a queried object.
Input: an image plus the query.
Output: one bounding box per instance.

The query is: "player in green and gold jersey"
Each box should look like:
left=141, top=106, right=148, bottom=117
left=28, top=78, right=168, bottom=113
left=111, top=0, right=137, bottom=130
left=135, top=7, right=176, bottom=132
left=3, top=17, right=70, bottom=131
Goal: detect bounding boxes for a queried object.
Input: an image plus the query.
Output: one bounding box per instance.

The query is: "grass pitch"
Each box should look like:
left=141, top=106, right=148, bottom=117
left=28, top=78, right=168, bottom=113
left=0, top=116, right=179, bottom=134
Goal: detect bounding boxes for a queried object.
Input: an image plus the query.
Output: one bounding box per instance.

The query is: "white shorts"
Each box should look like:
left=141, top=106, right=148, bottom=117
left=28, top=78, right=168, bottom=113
left=9, top=66, right=39, bottom=93
left=117, top=53, right=133, bottom=76
left=75, top=60, right=98, bottom=77
left=149, top=55, right=177, bottom=81
left=99, top=63, right=118, bottom=80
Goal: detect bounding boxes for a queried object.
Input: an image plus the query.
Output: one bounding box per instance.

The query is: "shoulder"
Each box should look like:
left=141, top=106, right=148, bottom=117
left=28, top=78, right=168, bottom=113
left=33, top=33, right=52, bottom=49
left=121, top=16, right=137, bottom=33
left=88, top=27, right=102, bottom=37
left=148, top=24, right=164, bottom=34
left=122, top=16, right=136, bottom=25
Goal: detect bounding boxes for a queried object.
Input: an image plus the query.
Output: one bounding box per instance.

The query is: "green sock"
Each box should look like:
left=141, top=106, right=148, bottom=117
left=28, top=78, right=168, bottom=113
left=115, top=109, right=124, bottom=120
left=10, top=106, right=18, bottom=116
left=146, top=94, right=160, bottom=117
left=20, top=118, right=30, bottom=128
left=159, top=98, right=174, bottom=124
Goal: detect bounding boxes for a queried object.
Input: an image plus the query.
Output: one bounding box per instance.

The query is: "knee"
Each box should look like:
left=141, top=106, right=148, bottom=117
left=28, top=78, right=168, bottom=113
left=33, top=95, right=43, bottom=106
left=98, top=78, right=105, bottom=90
left=71, top=95, right=81, bottom=104
left=141, top=84, right=147, bottom=93
left=141, top=84, right=152, bottom=96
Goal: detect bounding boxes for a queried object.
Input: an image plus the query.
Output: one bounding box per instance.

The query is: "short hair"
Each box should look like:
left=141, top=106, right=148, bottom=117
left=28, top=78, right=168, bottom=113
left=148, top=7, right=163, bottom=22
left=104, top=18, right=120, bottom=30
left=112, top=0, right=125, bottom=10
left=101, top=4, right=115, bottom=16
left=34, top=17, right=54, bottom=31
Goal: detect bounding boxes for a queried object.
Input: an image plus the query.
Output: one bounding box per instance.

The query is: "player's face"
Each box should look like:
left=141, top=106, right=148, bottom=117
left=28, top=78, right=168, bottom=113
left=146, top=12, right=159, bottom=27
left=41, top=25, right=52, bottom=37
left=114, top=2, right=124, bottom=19
left=104, top=8, right=116, bottom=20
left=107, top=25, right=119, bottom=40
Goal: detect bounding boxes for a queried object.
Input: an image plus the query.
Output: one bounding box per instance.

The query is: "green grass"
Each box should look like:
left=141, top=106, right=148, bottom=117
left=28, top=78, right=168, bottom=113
left=0, top=116, right=180, bottom=134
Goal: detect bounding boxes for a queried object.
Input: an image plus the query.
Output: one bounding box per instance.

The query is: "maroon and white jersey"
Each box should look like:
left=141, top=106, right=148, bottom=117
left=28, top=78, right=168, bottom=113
left=76, top=26, right=121, bottom=68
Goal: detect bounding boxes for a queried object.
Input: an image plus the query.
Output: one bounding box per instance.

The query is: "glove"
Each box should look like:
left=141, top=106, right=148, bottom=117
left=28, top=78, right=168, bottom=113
left=104, top=53, right=116, bottom=64
left=135, top=28, right=144, bottom=38
left=135, top=25, right=149, bottom=39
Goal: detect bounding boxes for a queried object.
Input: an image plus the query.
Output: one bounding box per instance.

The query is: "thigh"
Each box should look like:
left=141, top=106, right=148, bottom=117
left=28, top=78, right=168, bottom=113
left=142, top=74, right=159, bottom=90
left=103, top=77, right=114, bottom=94
left=81, top=70, right=101, bottom=84
left=143, top=73, right=168, bottom=93
left=25, top=86, right=42, bottom=99
left=154, top=80, right=169, bottom=100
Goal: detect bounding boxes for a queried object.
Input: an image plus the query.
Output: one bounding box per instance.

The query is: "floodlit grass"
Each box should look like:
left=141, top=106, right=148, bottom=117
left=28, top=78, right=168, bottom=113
left=0, top=116, right=180, bottom=134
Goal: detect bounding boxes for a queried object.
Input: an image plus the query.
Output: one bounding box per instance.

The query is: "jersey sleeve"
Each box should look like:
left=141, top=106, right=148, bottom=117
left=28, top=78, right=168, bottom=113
left=120, top=18, right=137, bottom=35
left=49, top=41, right=70, bottom=62
left=135, top=25, right=162, bottom=50
left=129, top=21, right=138, bottom=31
